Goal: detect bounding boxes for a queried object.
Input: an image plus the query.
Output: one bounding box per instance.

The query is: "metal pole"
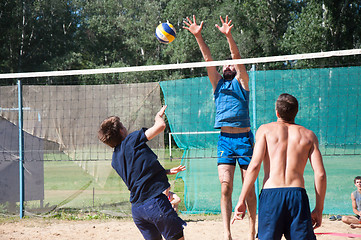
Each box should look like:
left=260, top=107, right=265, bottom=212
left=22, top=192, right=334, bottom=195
left=18, top=80, right=24, bottom=218
left=251, top=65, right=259, bottom=211
left=169, top=133, right=172, bottom=161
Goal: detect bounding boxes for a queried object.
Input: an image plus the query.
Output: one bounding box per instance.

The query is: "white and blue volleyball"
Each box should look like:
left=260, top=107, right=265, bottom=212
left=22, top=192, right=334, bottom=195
left=155, top=22, right=176, bottom=44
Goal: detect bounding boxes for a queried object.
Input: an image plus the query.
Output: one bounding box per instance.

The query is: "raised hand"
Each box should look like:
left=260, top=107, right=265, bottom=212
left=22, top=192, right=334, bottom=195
left=183, top=15, right=204, bottom=37
left=215, top=15, right=233, bottom=36
left=155, top=105, right=167, bottom=120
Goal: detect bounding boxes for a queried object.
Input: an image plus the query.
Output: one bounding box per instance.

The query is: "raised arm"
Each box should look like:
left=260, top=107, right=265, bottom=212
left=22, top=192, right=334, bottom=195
left=232, top=125, right=267, bottom=223
left=215, top=16, right=249, bottom=91
left=183, top=15, right=222, bottom=90
left=308, top=133, right=327, bottom=229
left=145, top=105, right=167, bottom=141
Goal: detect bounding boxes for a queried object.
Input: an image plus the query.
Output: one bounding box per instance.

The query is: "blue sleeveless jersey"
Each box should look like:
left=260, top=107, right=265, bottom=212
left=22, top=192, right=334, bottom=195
left=214, top=77, right=250, bottom=129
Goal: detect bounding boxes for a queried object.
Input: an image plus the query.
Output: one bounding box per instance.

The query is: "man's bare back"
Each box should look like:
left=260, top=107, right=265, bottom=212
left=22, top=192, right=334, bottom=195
left=232, top=93, right=327, bottom=237
left=260, top=121, right=319, bottom=189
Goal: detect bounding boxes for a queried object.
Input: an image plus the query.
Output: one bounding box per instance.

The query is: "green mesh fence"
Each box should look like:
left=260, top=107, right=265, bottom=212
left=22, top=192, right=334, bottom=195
left=254, top=66, right=361, bottom=153
left=160, top=66, right=361, bottom=215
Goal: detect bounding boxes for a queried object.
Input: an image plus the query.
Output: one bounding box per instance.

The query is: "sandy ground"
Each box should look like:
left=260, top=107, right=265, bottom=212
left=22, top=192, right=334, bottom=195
left=0, top=215, right=360, bottom=240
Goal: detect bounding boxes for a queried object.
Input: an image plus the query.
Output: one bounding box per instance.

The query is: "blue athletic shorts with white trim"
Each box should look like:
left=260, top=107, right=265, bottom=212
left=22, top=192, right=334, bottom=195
left=258, top=187, right=316, bottom=240
left=132, top=193, right=186, bottom=240
left=217, top=131, right=254, bottom=167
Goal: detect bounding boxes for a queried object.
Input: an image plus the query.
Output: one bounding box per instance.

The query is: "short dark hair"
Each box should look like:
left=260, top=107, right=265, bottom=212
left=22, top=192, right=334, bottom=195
left=354, top=176, right=361, bottom=183
left=98, top=116, right=124, bottom=148
left=276, top=93, right=299, bottom=122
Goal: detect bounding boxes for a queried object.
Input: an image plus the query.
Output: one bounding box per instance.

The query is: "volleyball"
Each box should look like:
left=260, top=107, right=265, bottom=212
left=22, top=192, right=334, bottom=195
left=155, top=22, right=176, bottom=44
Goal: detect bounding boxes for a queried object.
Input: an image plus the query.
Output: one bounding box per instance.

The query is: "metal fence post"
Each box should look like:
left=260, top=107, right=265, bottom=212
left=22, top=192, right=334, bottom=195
left=18, top=80, right=24, bottom=219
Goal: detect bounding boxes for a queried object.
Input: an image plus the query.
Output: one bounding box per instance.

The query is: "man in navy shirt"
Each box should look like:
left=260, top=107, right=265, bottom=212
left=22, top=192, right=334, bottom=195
left=98, top=106, right=186, bottom=240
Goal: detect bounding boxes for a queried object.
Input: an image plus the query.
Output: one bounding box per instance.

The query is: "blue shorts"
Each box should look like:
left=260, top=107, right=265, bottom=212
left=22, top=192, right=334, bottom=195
left=132, top=193, right=186, bottom=240
left=217, top=131, right=254, bottom=167
left=258, top=187, right=316, bottom=240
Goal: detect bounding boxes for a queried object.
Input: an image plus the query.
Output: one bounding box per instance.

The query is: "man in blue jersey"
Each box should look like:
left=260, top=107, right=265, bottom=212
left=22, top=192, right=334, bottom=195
left=341, top=176, right=361, bottom=228
left=184, top=15, right=257, bottom=240
left=98, top=106, right=187, bottom=240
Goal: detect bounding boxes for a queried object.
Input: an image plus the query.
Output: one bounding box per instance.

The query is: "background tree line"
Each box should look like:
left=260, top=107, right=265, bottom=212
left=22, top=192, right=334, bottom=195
left=1, top=0, right=360, bottom=84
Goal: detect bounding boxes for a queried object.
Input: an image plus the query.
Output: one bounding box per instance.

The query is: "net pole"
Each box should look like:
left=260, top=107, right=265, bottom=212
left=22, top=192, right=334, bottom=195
left=251, top=64, right=260, bottom=211
left=17, top=80, right=25, bottom=219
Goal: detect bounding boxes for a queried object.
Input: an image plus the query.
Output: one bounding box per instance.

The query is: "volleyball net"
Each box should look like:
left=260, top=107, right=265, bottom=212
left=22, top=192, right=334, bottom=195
left=0, top=49, right=360, bottom=217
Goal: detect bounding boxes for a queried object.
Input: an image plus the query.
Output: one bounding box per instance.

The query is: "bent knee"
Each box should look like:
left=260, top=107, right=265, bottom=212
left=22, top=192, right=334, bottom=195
left=342, top=215, right=358, bottom=224
left=220, top=182, right=233, bottom=197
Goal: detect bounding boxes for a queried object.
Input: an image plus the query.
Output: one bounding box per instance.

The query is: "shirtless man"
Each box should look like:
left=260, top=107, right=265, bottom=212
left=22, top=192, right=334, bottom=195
left=232, top=93, right=327, bottom=240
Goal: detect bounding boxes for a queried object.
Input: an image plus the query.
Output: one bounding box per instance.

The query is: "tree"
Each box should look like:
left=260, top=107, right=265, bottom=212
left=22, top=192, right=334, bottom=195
left=282, top=2, right=326, bottom=52
left=282, top=0, right=361, bottom=68
left=0, top=0, right=26, bottom=74
left=0, top=0, right=79, bottom=75
left=324, top=0, right=361, bottom=51
left=239, top=0, right=303, bottom=56
left=1, top=0, right=360, bottom=78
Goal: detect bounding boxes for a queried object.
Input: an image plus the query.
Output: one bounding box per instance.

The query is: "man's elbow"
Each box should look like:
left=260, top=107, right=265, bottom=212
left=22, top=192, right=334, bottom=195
left=316, top=170, right=327, bottom=183
left=246, top=162, right=261, bottom=177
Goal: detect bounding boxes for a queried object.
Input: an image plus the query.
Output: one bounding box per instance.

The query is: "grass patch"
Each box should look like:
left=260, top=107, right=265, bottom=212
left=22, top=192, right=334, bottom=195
left=39, top=147, right=186, bottom=216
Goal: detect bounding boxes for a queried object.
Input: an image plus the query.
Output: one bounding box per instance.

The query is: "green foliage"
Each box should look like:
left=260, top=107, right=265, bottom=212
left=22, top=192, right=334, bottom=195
left=281, top=0, right=361, bottom=68
left=282, top=1, right=326, bottom=54
left=237, top=0, right=304, bottom=69
left=280, top=1, right=328, bottom=68
left=49, top=209, right=110, bottom=220
left=1, top=0, right=360, bottom=80
left=39, top=150, right=186, bottom=214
